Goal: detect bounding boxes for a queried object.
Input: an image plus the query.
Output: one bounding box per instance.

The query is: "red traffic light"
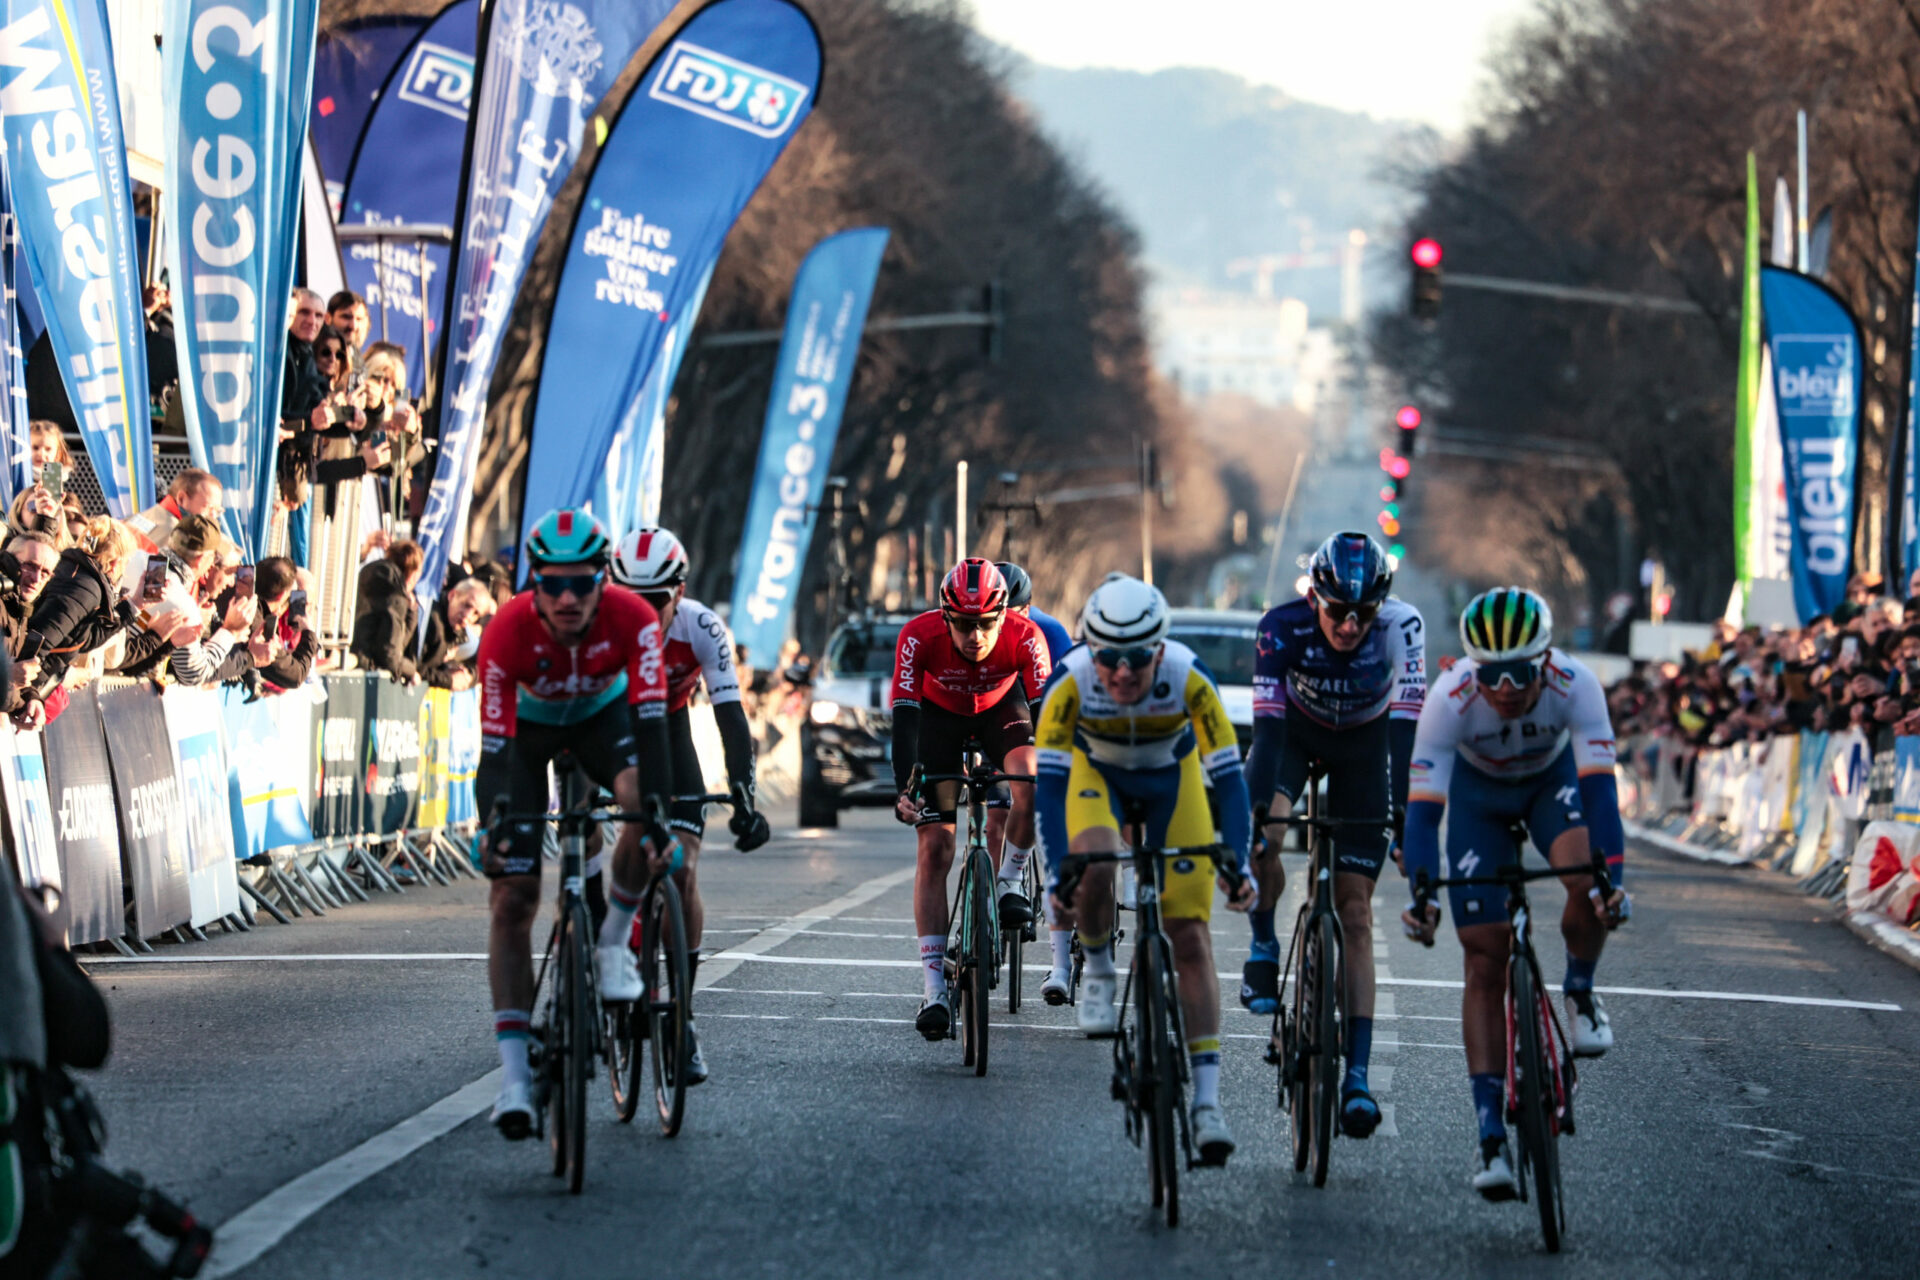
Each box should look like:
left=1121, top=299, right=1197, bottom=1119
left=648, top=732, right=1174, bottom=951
left=1395, top=405, right=1422, bottom=431
left=1411, top=238, right=1443, bottom=270
left=1379, top=447, right=1397, bottom=471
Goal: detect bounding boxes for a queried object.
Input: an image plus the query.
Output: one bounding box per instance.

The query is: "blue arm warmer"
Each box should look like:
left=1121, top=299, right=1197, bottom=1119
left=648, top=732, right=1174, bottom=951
left=1208, top=760, right=1253, bottom=875
left=1037, top=764, right=1072, bottom=879
left=1243, top=716, right=1285, bottom=811
left=1403, top=798, right=1445, bottom=891
left=1578, top=771, right=1625, bottom=886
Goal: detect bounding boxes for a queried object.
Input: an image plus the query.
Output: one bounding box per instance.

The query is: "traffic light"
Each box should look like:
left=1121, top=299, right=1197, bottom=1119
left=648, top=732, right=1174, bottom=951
left=1409, top=238, right=1443, bottom=320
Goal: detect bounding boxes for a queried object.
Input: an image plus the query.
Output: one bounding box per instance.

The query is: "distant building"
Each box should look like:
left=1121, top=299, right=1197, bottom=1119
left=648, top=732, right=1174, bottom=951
left=1149, top=287, right=1338, bottom=414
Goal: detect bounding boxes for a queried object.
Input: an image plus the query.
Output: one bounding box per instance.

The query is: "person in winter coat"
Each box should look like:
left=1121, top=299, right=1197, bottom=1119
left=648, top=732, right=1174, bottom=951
left=206, top=557, right=316, bottom=694
left=17, top=516, right=139, bottom=726
left=352, top=539, right=431, bottom=681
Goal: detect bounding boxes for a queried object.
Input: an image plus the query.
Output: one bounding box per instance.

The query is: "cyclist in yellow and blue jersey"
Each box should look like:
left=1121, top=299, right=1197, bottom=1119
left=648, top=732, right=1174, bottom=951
left=1037, top=575, right=1254, bottom=1165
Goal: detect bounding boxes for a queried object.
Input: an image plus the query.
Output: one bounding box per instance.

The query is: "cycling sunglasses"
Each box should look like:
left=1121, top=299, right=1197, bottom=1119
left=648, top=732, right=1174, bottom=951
left=1476, top=656, right=1544, bottom=691
left=1316, top=596, right=1380, bottom=626
left=533, top=570, right=604, bottom=598
left=639, top=589, right=676, bottom=612
left=943, top=610, right=1003, bottom=635
left=1093, top=644, right=1159, bottom=670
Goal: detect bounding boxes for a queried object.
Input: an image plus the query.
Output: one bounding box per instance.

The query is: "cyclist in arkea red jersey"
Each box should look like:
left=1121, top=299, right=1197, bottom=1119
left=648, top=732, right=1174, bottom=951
left=891, top=559, right=1051, bottom=1041
left=475, top=509, right=675, bottom=1141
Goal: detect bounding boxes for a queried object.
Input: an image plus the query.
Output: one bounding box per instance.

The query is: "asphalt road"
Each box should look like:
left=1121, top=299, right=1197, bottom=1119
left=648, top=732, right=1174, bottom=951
left=79, top=806, right=1920, bottom=1278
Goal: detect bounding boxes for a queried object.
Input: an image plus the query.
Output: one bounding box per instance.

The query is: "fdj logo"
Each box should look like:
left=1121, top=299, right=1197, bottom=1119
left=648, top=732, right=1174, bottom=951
left=1772, top=336, right=1855, bottom=417
left=649, top=41, right=809, bottom=138
left=398, top=42, right=474, bottom=120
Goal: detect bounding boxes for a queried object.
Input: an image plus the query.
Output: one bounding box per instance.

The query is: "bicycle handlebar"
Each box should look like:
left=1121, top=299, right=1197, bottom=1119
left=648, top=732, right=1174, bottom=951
left=1407, top=856, right=1618, bottom=946
left=1054, top=844, right=1246, bottom=905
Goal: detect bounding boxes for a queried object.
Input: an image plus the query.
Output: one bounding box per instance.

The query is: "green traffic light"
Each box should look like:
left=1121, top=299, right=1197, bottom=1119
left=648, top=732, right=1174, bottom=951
left=1383, top=503, right=1400, bottom=518
left=1390, top=543, right=1407, bottom=558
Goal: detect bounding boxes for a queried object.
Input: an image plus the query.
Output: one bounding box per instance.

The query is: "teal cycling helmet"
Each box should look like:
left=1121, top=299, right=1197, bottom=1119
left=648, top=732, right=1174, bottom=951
left=526, top=507, right=611, bottom=569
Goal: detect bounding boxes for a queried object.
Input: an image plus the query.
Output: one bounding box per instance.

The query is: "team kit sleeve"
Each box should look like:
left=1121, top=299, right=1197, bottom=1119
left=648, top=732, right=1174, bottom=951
left=1401, top=671, right=1465, bottom=894
left=622, top=594, right=675, bottom=810
left=889, top=615, right=929, bottom=793
left=1386, top=605, right=1428, bottom=814
left=1565, top=661, right=1625, bottom=884
left=692, top=606, right=756, bottom=793
left=1186, top=668, right=1252, bottom=872
left=472, top=602, right=521, bottom=821
left=1243, top=610, right=1289, bottom=811
left=1015, top=615, right=1052, bottom=705
left=1033, top=672, right=1081, bottom=877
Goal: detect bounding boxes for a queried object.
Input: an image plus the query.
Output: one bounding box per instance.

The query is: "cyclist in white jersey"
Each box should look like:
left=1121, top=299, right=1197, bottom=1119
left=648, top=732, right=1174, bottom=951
left=1400, top=587, right=1627, bottom=1199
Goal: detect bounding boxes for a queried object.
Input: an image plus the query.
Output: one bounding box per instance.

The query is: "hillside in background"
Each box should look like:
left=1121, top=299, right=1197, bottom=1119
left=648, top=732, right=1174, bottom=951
left=1001, top=56, right=1419, bottom=318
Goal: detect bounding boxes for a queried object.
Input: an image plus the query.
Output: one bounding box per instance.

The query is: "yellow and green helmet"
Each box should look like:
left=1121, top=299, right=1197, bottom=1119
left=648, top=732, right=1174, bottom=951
left=1459, top=587, right=1553, bottom=663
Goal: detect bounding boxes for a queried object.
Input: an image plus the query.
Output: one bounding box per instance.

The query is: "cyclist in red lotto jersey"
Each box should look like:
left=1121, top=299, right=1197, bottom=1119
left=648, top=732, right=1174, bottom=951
left=890, top=558, right=1051, bottom=1040
left=474, top=509, right=675, bottom=1140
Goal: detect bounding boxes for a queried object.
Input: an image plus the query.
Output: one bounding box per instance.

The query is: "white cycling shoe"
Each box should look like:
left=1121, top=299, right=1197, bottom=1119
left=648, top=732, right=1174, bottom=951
left=1474, top=1137, right=1518, bottom=1201
left=1078, top=974, right=1119, bottom=1037
left=1565, top=990, right=1614, bottom=1058
left=598, top=944, right=643, bottom=1003
left=1040, top=969, right=1073, bottom=1007
left=1191, top=1104, right=1235, bottom=1166
left=685, top=1020, right=709, bottom=1085
left=491, top=1079, right=535, bottom=1142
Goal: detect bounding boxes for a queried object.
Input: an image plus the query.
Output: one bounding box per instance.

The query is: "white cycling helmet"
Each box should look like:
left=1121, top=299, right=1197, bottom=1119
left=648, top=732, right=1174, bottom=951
left=1459, top=586, right=1553, bottom=663
left=1080, top=572, right=1170, bottom=649
left=610, top=527, right=689, bottom=591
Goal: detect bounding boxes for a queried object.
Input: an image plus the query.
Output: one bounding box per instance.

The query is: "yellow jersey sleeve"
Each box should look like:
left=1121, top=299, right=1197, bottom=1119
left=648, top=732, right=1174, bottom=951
left=1184, top=667, right=1240, bottom=771
left=1035, top=672, right=1081, bottom=763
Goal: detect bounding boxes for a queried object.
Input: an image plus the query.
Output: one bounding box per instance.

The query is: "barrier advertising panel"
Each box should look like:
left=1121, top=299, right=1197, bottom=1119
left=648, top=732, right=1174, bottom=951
left=313, top=674, right=371, bottom=839
left=222, top=685, right=318, bottom=856
left=366, top=678, right=425, bottom=834
left=163, top=688, right=241, bottom=927
left=42, top=689, right=122, bottom=945
left=97, top=684, right=191, bottom=938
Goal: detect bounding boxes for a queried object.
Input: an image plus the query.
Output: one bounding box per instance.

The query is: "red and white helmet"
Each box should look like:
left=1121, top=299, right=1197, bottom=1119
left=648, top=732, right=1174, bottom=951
left=940, top=557, right=1008, bottom=617
left=611, top=527, right=689, bottom=591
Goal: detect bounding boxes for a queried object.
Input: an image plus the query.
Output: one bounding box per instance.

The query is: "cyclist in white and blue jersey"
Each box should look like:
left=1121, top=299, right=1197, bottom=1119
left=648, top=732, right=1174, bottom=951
left=1400, top=587, right=1627, bottom=1199
left=1243, top=531, right=1425, bottom=1140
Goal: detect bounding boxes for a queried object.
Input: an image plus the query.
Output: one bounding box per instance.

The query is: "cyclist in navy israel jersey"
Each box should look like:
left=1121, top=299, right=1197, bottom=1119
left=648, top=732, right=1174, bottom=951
left=1241, top=531, right=1425, bottom=1140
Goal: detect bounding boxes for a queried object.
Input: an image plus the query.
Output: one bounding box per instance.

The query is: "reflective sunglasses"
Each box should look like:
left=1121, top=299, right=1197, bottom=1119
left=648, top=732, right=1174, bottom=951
left=1475, top=656, right=1543, bottom=691
left=944, top=611, right=1003, bottom=635
left=1317, top=597, right=1380, bottom=626
left=533, top=570, right=603, bottom=598
left=639, top=589, right=675, bottom=612
left=1093, top=645, right=1159, bottom=671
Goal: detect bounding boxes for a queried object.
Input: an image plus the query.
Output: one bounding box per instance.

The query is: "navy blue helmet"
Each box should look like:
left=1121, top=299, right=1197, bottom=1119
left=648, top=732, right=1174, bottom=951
left=1307, top=531, right=1393, bottom=606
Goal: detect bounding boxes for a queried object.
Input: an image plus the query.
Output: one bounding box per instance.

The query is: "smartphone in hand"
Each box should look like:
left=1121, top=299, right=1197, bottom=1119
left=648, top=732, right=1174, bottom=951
left=140, top=556, right=168, bottom=603
left=233, top=564, right=256, bottom=599
left=288, top=588, right=308, bottom=622
left=39, top=461, right=63, bottom=502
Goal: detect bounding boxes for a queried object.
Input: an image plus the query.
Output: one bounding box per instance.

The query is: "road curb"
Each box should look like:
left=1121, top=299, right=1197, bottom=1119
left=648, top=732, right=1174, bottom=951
left=1628, top=821, right=1920, bottom=978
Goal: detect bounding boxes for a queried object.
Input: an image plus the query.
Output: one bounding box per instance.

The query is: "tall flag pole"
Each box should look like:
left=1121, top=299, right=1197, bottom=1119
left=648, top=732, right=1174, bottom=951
left=1734, top=152, right=1761, bottom=592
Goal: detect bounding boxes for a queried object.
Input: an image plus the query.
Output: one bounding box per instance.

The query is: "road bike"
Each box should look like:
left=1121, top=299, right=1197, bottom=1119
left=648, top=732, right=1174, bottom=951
left=1266, top=766, right=1396, bottom=1188
left=911, top=744, right=1034, bottom=1076
left=606, top=789, right=738, bottom=1137
left=1411, top=834, right=1616, bottom=1253
left=1006, top=821, right=1044, bottom=1012
left=1056, top=821, right=1240, bottom=1227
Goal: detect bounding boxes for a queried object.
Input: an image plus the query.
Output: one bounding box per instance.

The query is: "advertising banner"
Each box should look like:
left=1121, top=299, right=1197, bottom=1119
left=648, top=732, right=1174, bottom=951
left=98, top=683, right=191, bottom=937
left=221, top=684, right=316, bottom=855
left=366, top=677, right=425, bottom=834
left=310, top=9, right=435, bottom=197
left=730, top=227, right=889, bottom=663
left=1734, top=154, right=1760, bottom=587
left=418, top=686, right=452, bottom=829
left=415, top=0, right=678, bottom=604
left=164, top=687, right=240, bottom=926
left=1896, top=735, right=1920, bottom=823
left=0, top=0, right=154, bottom=516
left=0, top=725, right=58, bottom=910
left=522, top=0, right=821, bottom=550
left=1760, top=265, right=1862, bottom=623
left=336, top=0, right=477, bottom=395
left=0, top=156, right=29, bottom=502
left=42, top=688, right=120, bottom=944
left=1904, top=179, right=1920, bottom=585
left=447, top=685, right=479, bottom=824
left=164, top=0, right=323, bottom=559
left=312, top=673, right=370, bottom=839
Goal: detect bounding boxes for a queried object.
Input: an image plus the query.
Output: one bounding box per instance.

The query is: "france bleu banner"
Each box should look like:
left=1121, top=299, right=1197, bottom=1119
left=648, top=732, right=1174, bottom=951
left=337, top=0, right=477, bottom=396
left=1903, top=178, right=1920, bottom=584
left=524, top=0, right=822, bottom=555
left=1761, top=265, right=1862, bottom=623
left=416, top=0, right=679, bottom=605
left=0, top=0, right=153, bottom=517
left=589, top=263, right=712, bottom=542
left=0, top=154, right=30, bottom=502
left=731, top=227, right=888, bottom=662
left=164, top=0, right=323, bottom=560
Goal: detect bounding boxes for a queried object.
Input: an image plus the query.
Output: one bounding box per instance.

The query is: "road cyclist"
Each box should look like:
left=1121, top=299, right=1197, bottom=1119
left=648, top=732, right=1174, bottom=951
left=1399, top=586, right=1628, bottom=1199
left=1037, top=573, right=1255, bottom=1163
left=609, top=526, right=772, bottom=1084
left=1243, top=530, right=1426, bottom=1141
left=473, top=508, right=677, bottom=1140
left=890, top=558, right=1052, bottom=1041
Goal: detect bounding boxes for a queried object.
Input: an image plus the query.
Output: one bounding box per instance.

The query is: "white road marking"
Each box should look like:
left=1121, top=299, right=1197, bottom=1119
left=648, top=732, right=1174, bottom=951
left=702, top=1012, right=792, bottom=1021
left=202, top=864, right=916, bottom=1276
left=702, top=987, right=824, bottom=996
left=88, top=953, right=489, bottom=964
left=1377, top=1102, right=1400, bottom=1138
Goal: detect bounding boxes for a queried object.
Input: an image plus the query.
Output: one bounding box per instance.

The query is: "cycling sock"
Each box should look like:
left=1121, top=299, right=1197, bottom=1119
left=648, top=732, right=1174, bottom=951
left=495, top=1010, right=532, bottom=1088
left=1346, top=1015, right=1373, bottom=1079
left=1049, top=929, right=1073, bottom=973
left=999, top=843, right=1031, bottom=884
left=1249, top=905, right=1278, bottom=953
left=597, top=883, right=641, bottom=950
left=689, top=948, right=701, bottom=980
left=919, top=936, right=948, bottom=996
left=1471, top=1072, right=1505, bottom=1142
left=1081, top=935, right=1116, bottom=978
left=1042, top=888, right=1060, bottom=927
left=1563, top=952, right=1597, bottom=994
left=1188, top=1037, right=1222, bottom=1109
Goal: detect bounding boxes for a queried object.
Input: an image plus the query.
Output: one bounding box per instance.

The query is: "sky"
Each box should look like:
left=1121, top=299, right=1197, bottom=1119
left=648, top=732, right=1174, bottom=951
left=964, top=0, right=1539, bottom=132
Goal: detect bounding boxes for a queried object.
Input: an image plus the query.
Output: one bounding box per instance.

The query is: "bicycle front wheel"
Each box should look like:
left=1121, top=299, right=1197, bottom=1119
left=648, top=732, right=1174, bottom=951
left=648, top=878, right=693, bottom=1136
left=1139, top=938, right=1181, bottom=1226
left=960, top=850, right=994, bottom=1076
left=551, top=901, right=592, bottom=1194
left=1512, top=951, right=1565, bottom=1251
left=1308, top=911, right=1342, bottom=1187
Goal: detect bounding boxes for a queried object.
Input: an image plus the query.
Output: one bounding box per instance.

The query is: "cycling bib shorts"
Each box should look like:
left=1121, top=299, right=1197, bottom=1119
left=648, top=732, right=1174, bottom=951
left=1441, top=744, right=1584, bottom=925
left=1065, top=746, right=1218, bottom=922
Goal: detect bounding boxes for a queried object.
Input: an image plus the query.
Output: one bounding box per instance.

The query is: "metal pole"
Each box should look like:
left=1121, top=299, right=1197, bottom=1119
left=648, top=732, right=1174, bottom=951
left=1139, top=440, right=1154, bottom=586
left=1261, top=452, right=1308, bottom=606
left=956, top=460, right=968, bottom=562
left=1797, top=110, right=1810, bottom=272
left=415, top=237, right=433, bottom=409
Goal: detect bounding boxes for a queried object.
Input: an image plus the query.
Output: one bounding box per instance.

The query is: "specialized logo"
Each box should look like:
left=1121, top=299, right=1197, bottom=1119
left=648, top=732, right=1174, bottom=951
left=398, top=41, right=474, bottom=120
left=648, top=40, right=810, bottom=138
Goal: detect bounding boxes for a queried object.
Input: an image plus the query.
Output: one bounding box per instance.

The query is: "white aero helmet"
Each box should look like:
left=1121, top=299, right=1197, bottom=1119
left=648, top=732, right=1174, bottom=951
left=1080, top=572, right=1170, bottom=650
left=611, top=527, right=689, bottom=591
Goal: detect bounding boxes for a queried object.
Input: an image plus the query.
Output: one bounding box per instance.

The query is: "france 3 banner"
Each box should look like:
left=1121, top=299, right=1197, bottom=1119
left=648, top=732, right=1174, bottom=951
left=415, top=0, right=679, bottom=604
left=336, top=0, right=478, bottom=396
left=97, top=683, right=192, bottom=938
left=163, top=0, right=323, bottom=560
left=0, top=0, right=153, bottom=517
left=730, top=227, right=889, bottom=663
left=521, top=0, right=822, bottom=549
left=42, top=687, right=121, bottom=946
left=0, top=725, right=58, bottom=906
left=446, top=685, right=479, bottom=824
left=0, top=156, right=29, bottom=501
left=1760, top=265, right=1862, bottom=624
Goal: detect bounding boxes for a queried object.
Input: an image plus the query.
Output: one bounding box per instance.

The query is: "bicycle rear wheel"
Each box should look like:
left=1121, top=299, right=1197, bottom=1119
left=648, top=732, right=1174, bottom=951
left=648, top=879, right=692, bottom=1136
left=608, top=995, right=642, bottom=1124
left=1283, top=908, right=1310, bottom=1171
left=1308, top=911, right=1341, bottom=1187
left=1512, top=952, right=1565, bottom=1251
left=548, top=902, right=592, bottom=1193
left=1139, top=937, right=1181, bottom=1226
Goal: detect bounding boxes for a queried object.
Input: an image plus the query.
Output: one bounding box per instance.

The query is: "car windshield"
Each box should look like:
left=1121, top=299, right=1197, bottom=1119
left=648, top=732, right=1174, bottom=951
left=827, top=622, right=903, bottom=678
left=1170, top=627, right=1257, bottom=686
